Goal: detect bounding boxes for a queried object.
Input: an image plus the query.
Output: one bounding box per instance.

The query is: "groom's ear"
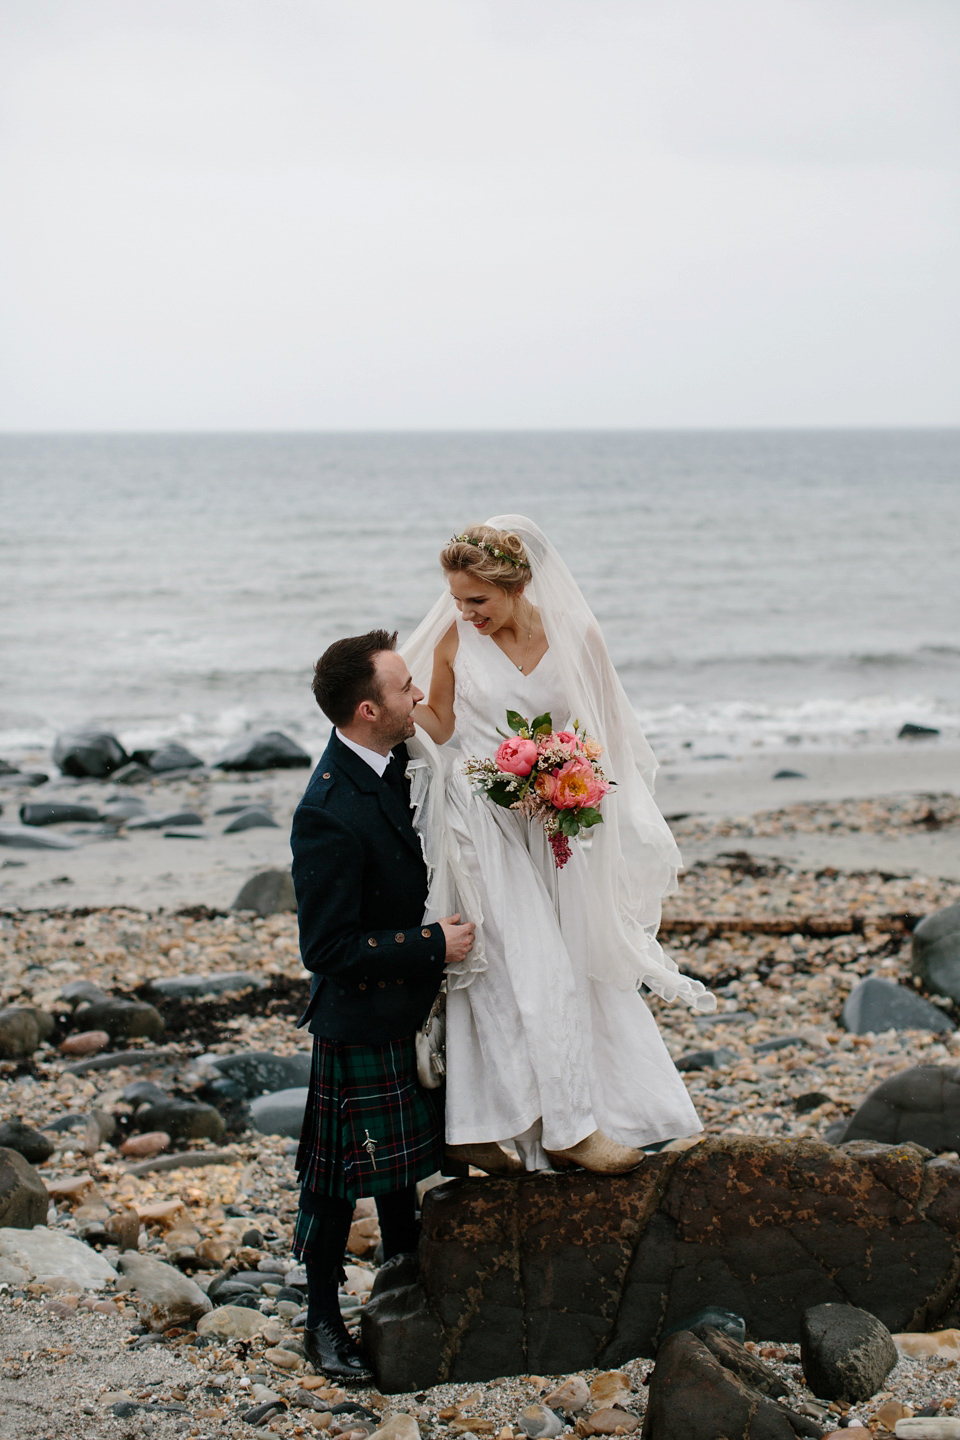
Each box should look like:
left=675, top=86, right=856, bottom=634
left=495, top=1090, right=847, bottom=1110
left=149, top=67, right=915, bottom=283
left=356, top=698, right=379, bottom=723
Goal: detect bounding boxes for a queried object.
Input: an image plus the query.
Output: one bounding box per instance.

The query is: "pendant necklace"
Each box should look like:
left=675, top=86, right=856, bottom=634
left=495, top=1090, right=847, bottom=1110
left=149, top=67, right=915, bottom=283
left=515, top=611, right=533, bottom=672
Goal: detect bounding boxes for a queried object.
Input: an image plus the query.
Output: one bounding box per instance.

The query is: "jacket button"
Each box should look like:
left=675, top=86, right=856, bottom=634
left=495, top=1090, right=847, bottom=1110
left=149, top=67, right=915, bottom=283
left=395, top=932, right=405, bottom=943
left=378, top=980, right=386, bottom=988
left=358, top=982, right=367, bottom=991
left=421, top=927, right=431, bottom=938
left=322, top=772, right=331, bottom=779
left=396, top=978, right=404, bottom=985
left=368, top=938, right=378, bottom=948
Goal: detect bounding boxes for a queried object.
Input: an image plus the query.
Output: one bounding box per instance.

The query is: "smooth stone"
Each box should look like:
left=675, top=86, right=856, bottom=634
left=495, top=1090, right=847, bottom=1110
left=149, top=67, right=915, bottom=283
left=125, top=810, right=203, bottom=830
left=214, top=730, right=311, bottom=771
left=149, top=972, right=266, bottom=1000
left=795, top=1091, right=833, bottom=1114
left=0, top=759, right=18, bottom=774
left=121, top=1080, right=169, bottom=1107
left=912, top=902, right=960, bottom=1005
left=0, top=1006, right=43, bottom=1058
left=53, top=728, right=128, bottom=778
left=753, top=1035, right=805, bottom=1054
left=40, top=1113, right=87, bottom=1134
left=73, top=999, right=164, bottom=1040
left=60, top=980, right=110, bottom=1007
left=661, top=1305, right=746, bottom=1346
left=62, top=1046, right=175, bottom=1075
left=0, top=1121, right=54, bottom=1165
left=894, top=1423, right=960, bottom=1438
left=196, top=1303, right=273, bottom=1338
left=117, top=1251, right=212, bottom=1331
left=580, top=1410, right=640, bottom=1435
left=119, top=1131, right=171, bottom=1158
left=135, top=1100, right=225, bottom=1144
left=518, top=1405, right=563, bottom=1439
left=223, top=807, right=279, bottom=833
left=0, top=1149, right=49, bottom=1226
left=375, top=1416, right=421, bottom=1440
left=892, top=1328, right=960, bottom=1360
left=773, top=769, right=807, bottom=779
left=838, top=1064, right=960, bottom=1152
left=148, top=743, right=204, bottom=772
left=100, top=797, right=148, bottom=819
left=675, top=1047, right=738, bottom=1072
left=800, top=1302, right=897, bottom=1402
left=209, top=1050, right=312, bottom=1098
left=0, top=1224, right=116, bottom=1288
left=589, top=1373, right=633, bottom=1405
left=19, top=802, right=101, bottom=826
left=842, top=975, right=955, bottom=1035
left=249, top=1087, right=308, bottom=1138
left=0, top=824, right=79, bottom=850
left=110, top=762, right=153, bottom=784
left=542, top=1377, right=590, bottom=1412
left=232, top=868, right=298, bottom=917
left=899, top=723, right=940, bottom=739
left=264, top=1346, right=302, bottom=1370
left=59, top=1030, right=110, bottom=1057
left=691, top=1323, right=789, bottom=1399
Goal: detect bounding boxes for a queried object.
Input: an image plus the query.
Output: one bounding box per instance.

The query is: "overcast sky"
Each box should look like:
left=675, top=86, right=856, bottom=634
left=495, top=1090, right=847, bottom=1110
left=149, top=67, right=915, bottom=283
left=1, top=0, right=958, bottom=431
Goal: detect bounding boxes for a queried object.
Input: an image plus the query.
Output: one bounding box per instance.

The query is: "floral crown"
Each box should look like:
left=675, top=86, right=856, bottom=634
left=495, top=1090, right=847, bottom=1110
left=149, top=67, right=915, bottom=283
left=449, top=534, right=529, bottom=569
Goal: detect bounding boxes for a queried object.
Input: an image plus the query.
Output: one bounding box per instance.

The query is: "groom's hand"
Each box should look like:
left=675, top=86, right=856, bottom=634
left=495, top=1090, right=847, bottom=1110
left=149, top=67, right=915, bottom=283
left=439, top=913, right=476, bottom=965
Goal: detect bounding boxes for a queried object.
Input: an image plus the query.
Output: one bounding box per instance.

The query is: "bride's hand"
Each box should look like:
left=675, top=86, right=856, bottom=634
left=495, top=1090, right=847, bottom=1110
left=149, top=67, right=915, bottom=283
left=439, top=913, right=475, bottom=965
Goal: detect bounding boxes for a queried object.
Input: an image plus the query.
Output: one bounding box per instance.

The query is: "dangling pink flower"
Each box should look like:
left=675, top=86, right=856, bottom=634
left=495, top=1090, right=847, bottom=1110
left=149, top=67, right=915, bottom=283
left=494, top=736, right=538, bottom=776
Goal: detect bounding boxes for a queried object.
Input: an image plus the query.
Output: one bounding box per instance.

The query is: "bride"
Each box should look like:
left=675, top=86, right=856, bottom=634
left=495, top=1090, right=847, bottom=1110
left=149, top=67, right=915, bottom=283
left=403, top=517, right=714, bottom=1175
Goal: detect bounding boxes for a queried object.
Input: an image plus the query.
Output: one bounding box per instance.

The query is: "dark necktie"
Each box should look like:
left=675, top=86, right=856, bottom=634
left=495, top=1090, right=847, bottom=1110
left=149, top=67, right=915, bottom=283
left=383, top=756, right=406, bottom=797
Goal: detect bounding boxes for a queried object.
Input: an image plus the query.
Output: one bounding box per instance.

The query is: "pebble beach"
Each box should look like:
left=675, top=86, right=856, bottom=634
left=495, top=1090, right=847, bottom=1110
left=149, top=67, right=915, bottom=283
left=2, top=744, right=960, bottom=1439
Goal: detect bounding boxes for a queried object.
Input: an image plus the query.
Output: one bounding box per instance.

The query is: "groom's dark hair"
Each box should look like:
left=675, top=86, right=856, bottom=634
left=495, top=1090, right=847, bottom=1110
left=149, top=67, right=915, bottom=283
left=312, top=629, right=398, bottom=727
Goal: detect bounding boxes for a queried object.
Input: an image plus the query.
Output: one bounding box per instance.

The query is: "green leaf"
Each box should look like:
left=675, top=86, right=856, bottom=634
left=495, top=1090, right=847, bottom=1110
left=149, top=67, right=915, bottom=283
left=505, top=709, right=528, bottom=734
left=530, top=712, right=552, bottom=738
left=577, top=807, right=604, bottom=829
left=559, top=811, right=580, bottom=837
left=487, top=780, right=518, bottom=808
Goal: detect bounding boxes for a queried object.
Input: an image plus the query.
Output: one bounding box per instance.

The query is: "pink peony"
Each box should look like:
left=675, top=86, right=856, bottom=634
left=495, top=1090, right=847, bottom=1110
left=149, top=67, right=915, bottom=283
left=495, top=736, right=539, bottom=776
left=553, top=731, right=582, bottom=749
left=552, top=757, right=607, bottom=810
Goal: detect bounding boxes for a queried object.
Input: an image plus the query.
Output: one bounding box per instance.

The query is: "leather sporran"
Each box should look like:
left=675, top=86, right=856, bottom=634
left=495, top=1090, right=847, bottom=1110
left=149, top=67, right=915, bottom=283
left=416, top=984, right=446, bottom=1090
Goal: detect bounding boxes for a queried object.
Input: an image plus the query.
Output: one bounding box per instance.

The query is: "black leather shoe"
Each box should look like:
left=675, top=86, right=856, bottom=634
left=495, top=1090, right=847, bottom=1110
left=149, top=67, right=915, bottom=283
left=302, top=1320, right=375, bottom=1384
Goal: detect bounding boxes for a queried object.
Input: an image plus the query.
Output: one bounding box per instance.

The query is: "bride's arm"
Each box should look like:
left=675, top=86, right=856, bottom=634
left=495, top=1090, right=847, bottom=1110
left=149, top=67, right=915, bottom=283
left=412, top=622, right=458, bottom=744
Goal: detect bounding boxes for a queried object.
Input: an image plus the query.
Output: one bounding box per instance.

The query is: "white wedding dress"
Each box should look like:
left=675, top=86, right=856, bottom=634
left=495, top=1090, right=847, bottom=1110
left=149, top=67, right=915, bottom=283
left=442, top=617, right=702, bottom=1170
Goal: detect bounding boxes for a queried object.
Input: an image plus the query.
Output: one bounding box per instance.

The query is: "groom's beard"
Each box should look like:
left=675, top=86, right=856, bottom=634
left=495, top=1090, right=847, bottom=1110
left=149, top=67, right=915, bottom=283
left=371, top=708, right=416, bottom=751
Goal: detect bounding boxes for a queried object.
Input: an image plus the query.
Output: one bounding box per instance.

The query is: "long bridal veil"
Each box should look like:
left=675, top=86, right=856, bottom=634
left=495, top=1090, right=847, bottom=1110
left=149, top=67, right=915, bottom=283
left=402, top=514, right=715, bottom=1013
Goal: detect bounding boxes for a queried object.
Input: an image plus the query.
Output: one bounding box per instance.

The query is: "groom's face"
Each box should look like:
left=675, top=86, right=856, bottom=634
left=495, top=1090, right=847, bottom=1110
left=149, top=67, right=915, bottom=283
left=369, top=650, right=422, bottom=747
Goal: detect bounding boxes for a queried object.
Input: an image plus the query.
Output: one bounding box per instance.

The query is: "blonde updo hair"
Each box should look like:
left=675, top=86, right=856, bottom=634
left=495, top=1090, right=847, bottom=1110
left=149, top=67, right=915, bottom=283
left=440, top=525, right=531, bottom=594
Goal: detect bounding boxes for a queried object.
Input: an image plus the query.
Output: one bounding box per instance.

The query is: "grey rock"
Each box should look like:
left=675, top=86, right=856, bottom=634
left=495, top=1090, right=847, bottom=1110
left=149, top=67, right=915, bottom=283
left=117, top=1251, right=212, bottom=1332
left=148, top=743, right=204, bottom=772
left=110, top=761, right=153, bottom=784
left=773, top=769, right=807, bottom=779
left=662, top=1306, right=746, bottom=1346
left=518, top=1404, right=563, bottom=1438
left=0, top=824, right=79, bottom=850
left=692, top=1324, right=789, bottom=1399
left=232, top=869, right=297, bottom=918
left=135, top=1100, right=225, bottom=1144
left=149, top=972, right=266, bottom=1000
left=121, top=1080, right=169, bottom=1107
left=125, top=810, right=203, bottom=830
left=912, top=902, right=960, bottom=1005
left=0, top=1121, right=54, bottom=1165
left=19, top=802, right=101, bottom=826
left=675, top=1048, right=738, bottom=1072
left=0, top=1225, right=117, bottom=1288
left=209, top=1050, right=312, bottom=1098
left=0, top=759, right=18, bottom=775
left=840, top=1064, right=960, bottom=1151
left=100, top=797, right=148, bottom=820
left=0, top=1007, right=43, bottom=1059
left=361, top=1264, right=445, bottom=1393
left=223, top=807, right=279, bottom=833
left=214, top=730, right=311, bottom=772
left=60, top=980, right=110, bottom=1007
left=249, top=1087, right=308, bottom=1138
left=53, top=728, right=128, bottom=778
left=753, top=1035, right=805, bottom=1055
left=800, top=1301, right=897, bottom=1402
left=4, top=772, right=48, bottom=788
left=75, top=999, right=164, bottom=1041
left=0, top=1149, right=49, bottom=1227
left=899, top=722, right=940, bottom=739
left=842, top=975, right=955, bottom=1035
left=40, top=1112, right=87, bottom=1134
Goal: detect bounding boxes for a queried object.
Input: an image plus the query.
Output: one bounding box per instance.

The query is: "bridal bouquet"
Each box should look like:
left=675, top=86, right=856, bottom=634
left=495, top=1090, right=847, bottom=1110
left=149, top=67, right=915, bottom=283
left=463, top=710, right=612, bottom=868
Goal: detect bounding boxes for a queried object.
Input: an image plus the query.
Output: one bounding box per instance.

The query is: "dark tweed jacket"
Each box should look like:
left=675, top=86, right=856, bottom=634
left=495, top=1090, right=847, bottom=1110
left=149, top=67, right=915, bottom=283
left=290, top=730, right=446, bottom=1044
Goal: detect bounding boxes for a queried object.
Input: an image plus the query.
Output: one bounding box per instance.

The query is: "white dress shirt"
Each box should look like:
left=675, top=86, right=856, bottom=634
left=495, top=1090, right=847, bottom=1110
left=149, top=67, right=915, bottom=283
left=335, top=728, right=391, bottom=777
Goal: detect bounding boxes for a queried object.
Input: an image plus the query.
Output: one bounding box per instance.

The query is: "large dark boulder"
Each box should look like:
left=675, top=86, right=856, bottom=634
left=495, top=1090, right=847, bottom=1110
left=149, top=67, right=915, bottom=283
left=134, top=1100, right=225, bottom=1144
left=148, top=743, right=204, bottom=773
left=208, top=1050, right=311, bottom=1097
left=912, top=902, right=960, bottom=1004
left=362, top=1138, right=960, bottom=1390
left=214, top=731, right=311, bottom=771
left=53, top=729, right=128, bottom=778
left=0, top=1006, right=52, bottom=1059
left=842, top=975, right=954, bottom=1035
left=361, top=1255, right=447, bottom=1394
left=19, top=802, right=101, bottom=827
left=800, top=1302, right=897, bottom=1402
left=0, top=1147, right=49, bottom=1227
left=837, top=1065, right=960, bottom=1152
left=641, top=1331, right=821, bottom=1440
left=232, top=869, right=297, bottom=917
left=74, top=999, right=164, bottom=1041
left=0, top=1121, right=54, bottom=1166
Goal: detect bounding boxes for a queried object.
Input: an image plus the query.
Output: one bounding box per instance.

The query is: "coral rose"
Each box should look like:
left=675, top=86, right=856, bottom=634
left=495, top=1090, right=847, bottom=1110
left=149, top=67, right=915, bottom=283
left=495, top=736, right=538, bottom=776
left=552, top=757, right=606, bottom=810
left=534, top=770, right=557, bottom=801
left=582, top=736, right=603, bottom=760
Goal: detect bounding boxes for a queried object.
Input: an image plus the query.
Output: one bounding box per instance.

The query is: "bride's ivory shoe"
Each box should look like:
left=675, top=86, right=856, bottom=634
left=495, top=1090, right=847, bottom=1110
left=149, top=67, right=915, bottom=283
left=544, top=1130, right=644, bottom=1175
left=445, top=1142, right=526, bottom=1176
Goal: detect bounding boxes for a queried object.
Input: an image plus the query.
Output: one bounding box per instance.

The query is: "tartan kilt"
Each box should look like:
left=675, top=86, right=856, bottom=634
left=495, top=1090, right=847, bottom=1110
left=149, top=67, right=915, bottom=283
left=294, top=1032, right=442, bottom=1217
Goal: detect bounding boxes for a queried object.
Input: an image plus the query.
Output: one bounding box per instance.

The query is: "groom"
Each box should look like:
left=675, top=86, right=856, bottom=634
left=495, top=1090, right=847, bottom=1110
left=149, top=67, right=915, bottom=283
left=290, top=629, right=475, bottom=1382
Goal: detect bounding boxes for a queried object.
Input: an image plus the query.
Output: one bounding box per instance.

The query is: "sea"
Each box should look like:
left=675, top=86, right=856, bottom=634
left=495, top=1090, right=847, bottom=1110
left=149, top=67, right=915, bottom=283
left=1, top=429, right=958, bottom=768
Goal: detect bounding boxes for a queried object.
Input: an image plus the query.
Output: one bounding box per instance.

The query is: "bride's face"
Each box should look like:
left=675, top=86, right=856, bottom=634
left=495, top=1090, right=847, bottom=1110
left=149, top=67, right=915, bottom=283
left=447, top=570, right=520, bottom=636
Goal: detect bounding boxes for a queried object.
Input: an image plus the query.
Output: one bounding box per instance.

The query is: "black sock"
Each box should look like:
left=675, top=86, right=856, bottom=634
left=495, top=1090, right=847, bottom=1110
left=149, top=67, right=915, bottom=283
left=375, top=1185, right=419, bottom=1262
left=300, top=1194, right=353, bottom=1329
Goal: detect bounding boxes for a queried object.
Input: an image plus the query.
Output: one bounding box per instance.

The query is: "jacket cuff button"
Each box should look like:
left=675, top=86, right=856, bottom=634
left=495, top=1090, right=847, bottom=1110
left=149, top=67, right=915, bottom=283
left=367, top=938, right=378, bottom=947
left=421, top=927, right=431, bottom=938
left=395, top=932, right=405, bottom=943
left=358, top=982, right=367, bottom=990
left=378, top=980, right=386, bottom=988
